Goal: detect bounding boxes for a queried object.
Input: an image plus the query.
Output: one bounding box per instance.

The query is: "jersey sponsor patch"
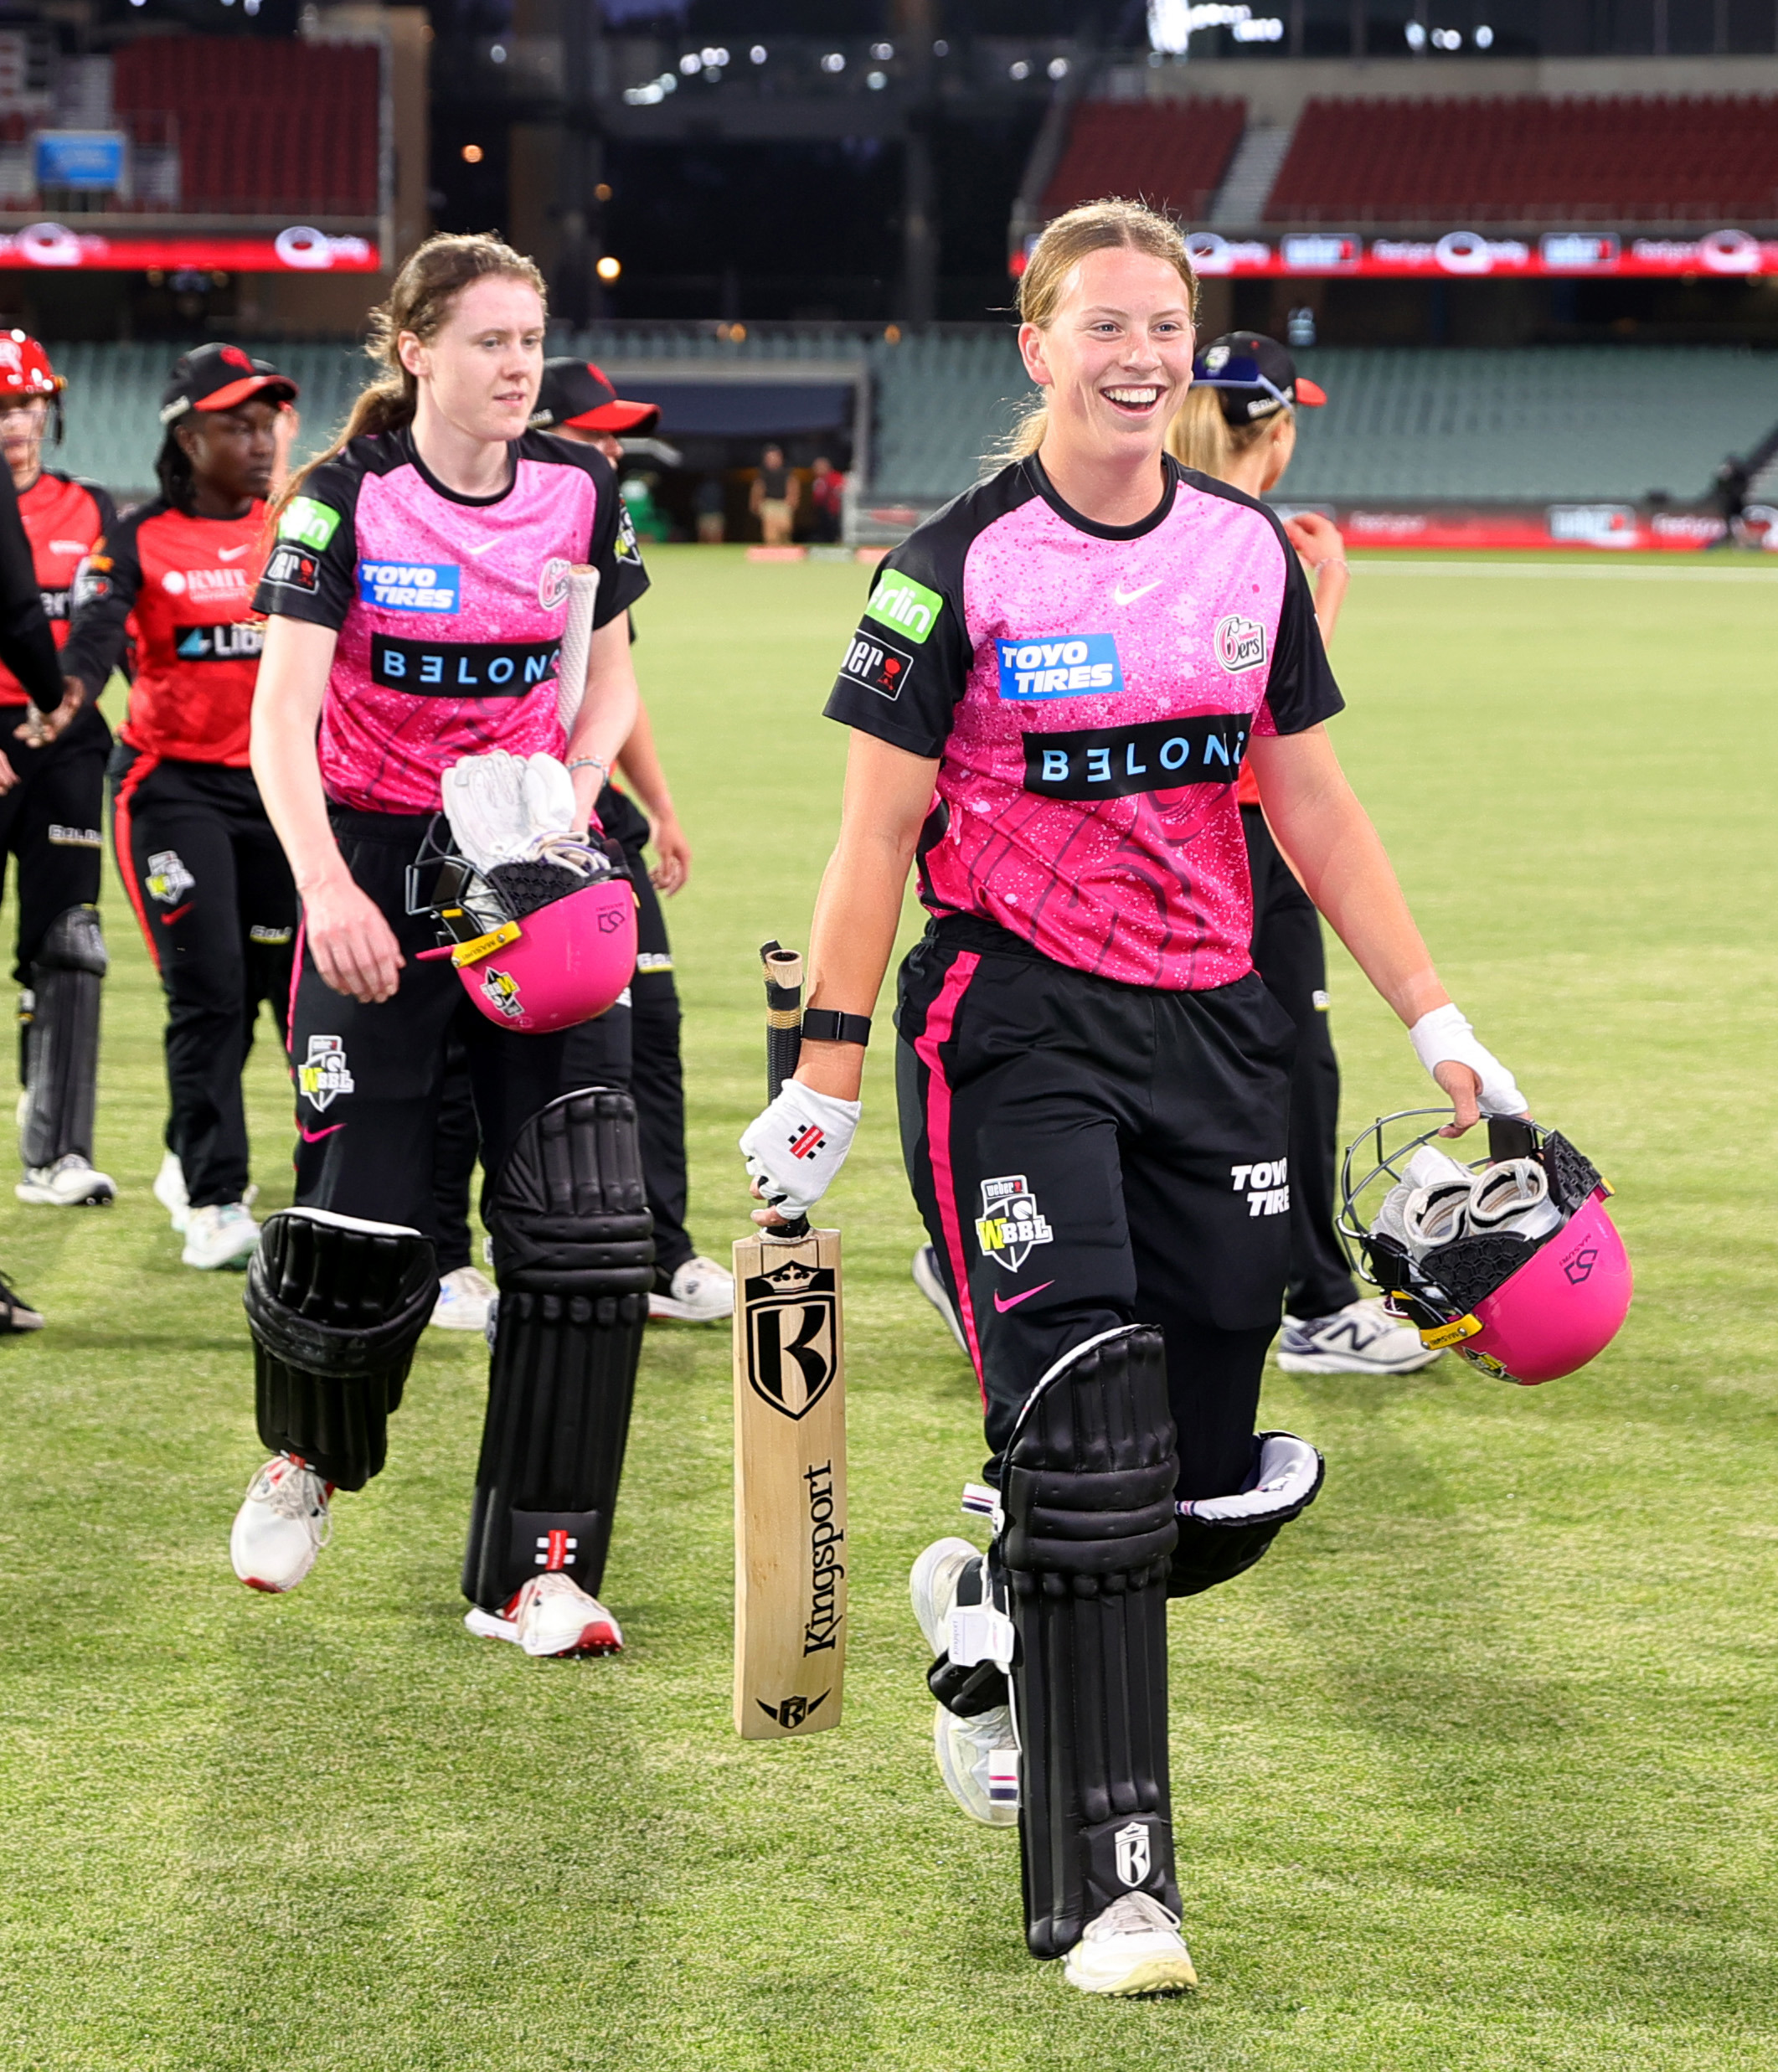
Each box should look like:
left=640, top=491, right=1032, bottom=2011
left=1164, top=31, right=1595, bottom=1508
left=864, top=571, right=943, bottom=645
left=174, top=621, right=263, bottom=662
left=47, top=823, right=101, bottom=848
left=145, top=849, right=194, bottom=905
left=38, top=585, right=70, bottom=621
left=263, top=540, right=321, bottom=593
left=616, top=503, right=643, bottom=566
left=838, top=626, right=914, bottom=702
left=279, top=497, right=343, bottom=553
left=248, top=923, right=294, bottom=945
left=538, top=556, right=571, bottom=611
left=995, top=634, right=1123, bottom=702
left=358, top=562, right=461, bottom=613
left=161, top=566, right=251, bottom=601
left=1214, top=613, right=1266, bottom=672
left=975, top=1174, right=1054, bottom=1271
left=298, top=1033, right=354, bottom=1110
left=370, top=633, right=560, bottom=697
left=1022, top=712, right=1251, bottom=801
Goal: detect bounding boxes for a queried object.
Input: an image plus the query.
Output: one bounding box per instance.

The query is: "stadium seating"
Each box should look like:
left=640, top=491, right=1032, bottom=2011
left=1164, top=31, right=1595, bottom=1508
left=1040, top=99, right=1245, bottom=223
left=111, top=38, right=379, bottom=214
left=1266, top=96, right=1778, bottom=225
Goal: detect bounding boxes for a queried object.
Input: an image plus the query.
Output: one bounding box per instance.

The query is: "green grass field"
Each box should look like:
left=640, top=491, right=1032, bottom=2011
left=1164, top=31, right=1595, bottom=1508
left=2, top=547, right=1774, bottom=2071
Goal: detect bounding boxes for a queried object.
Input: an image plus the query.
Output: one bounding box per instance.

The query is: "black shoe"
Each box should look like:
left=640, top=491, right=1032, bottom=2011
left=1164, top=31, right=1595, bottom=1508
left=0, top=1267, right=45, bottom=1331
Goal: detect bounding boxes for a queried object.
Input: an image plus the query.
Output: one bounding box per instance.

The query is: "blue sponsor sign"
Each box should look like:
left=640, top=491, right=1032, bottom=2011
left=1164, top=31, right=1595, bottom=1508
left=34, top=131, right=126, bottom=192
left=357, top=562, right=461, bottom=613
left=996, top=633, right=1123, bottom=701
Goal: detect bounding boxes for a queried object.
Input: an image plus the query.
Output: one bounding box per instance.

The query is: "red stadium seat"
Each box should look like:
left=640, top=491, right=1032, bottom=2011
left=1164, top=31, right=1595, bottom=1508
left=1042, top=100, right=1246, bottom=224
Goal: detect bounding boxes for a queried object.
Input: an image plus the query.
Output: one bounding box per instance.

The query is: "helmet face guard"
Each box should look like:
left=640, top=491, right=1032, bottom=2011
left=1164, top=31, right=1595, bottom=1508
left=405, top=818, right=636, bottom=1035
left=1339, top=1110, right=1631, bottom=1385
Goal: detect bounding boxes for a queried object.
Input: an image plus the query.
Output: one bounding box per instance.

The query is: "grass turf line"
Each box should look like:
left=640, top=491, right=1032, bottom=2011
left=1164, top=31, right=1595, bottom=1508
left=0, top=545, right=1773, bottom=2070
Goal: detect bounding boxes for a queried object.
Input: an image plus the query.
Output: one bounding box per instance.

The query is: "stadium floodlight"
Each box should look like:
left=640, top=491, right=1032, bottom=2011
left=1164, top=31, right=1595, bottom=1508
left=596, top=256, right=621, bottom=283
left=750, top=44, right=767, bottom=63
left=1404, top=19, right=1427, bottom=45
left=1010, top=59, right=1031, bottom=78
left=1475, top=22, right=1494, bottom=42
left=680, top=54, right=700, bottom=75
left=1049, top=56, right=1070, bottom=77
left=867, top=70, right=888, bottom=89
left=821, top=51, right=846, bottom=72
left=490, top=44, right=506, bottom=62
left=1150, top=0, right=1267, bottom=54
left=871, top=42, right=894, bottom=59
left=933, top=39, right=950, bottom=54
left=1232, top=16, right=1284, bottom=39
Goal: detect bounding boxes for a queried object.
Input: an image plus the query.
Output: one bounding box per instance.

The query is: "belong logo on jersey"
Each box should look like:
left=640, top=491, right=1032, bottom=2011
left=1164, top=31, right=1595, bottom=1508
left=1023, top=713, right=1250, bottom=800
left=838, top=626, right=914, bottom=702
left=174, top=621, right=263, bottom=662
left=371, top=633, right=560, bottom=698
left=1214, top=613, right=1266, bottom=673
left=358, top=562, right=461, bottom=613
left=996, top=635, right=1123, bottom=702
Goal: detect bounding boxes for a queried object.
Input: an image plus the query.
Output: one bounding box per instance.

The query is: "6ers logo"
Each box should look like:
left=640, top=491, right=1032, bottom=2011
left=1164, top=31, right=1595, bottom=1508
left=539, top=557, right=572, bottom=611
left=744, top=1259, right=839, bottom=1420
left=1214, top=614, right=1266, bottom=673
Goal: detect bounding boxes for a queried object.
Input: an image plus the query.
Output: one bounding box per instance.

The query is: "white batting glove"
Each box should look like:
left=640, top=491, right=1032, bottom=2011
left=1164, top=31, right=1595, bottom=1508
left=1409, top=1003, right=1528, bottom=1117
left=740, top=1083, right=861, bottom=1219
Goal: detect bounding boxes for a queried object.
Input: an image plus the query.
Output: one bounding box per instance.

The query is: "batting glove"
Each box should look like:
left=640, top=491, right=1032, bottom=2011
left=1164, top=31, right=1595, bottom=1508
left=740, top=1083, right=861, bottom=1219
left=1409, top=1003, right=1528, bottom=1117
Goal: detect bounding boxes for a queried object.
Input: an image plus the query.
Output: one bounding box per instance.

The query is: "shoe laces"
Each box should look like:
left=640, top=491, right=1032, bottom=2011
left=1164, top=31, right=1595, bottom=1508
left=261, top=1456, right=332, bottom=1539
left=1090, top=1891, right=1182, bottom=1940
left=447, top=1266, right=496, bottom=1301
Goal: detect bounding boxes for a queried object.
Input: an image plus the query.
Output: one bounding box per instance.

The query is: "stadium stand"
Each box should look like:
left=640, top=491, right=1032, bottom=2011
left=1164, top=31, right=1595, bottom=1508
left=111, top=38, right=379, bottom=214
left=1039, top=99, right=1246, bottom=224
left=1265, top=96, right=1778, bottom=226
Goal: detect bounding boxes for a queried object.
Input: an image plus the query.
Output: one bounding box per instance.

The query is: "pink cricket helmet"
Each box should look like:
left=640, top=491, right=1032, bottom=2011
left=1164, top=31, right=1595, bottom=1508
left=449, top=874, right=636, bottom=1033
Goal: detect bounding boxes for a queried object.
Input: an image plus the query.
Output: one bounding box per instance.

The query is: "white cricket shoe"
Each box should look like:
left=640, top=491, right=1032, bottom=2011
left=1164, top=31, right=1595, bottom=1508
left=910, top=1535, right=1018, bottom=1827
left=1276, top=1296, right=1441, bottom=1375
left=153, top=1150, right=189, bottom=1233
left=230, top=1454, right=332, bottom=1593
left=648, top=1255, right=734, bottom=1323
left=16, top=1152, right=116, bottom=1207
left=911, top=1244, right=968, bottom=1354
left=464, top=1571, right=623, bottom=1657
left=430, top=1265, right=497, bottom=1332
left=183, top=1201, right=261, bottom=1271
left=1064, top=1892, right=1198, bottom=1997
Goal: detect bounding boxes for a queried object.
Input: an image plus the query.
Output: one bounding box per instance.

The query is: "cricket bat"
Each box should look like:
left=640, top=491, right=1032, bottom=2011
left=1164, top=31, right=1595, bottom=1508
left=733, top=941, right=848, bottom=1740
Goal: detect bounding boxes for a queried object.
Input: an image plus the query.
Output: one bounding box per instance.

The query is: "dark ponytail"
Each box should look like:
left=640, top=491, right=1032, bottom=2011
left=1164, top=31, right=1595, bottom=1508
left=156, top=425, right=196, bottom=512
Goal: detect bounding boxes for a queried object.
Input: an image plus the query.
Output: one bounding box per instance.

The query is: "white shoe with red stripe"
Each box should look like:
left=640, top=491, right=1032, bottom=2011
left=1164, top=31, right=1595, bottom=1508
left=464, top=1571, right=623, bottom=1657
left=230, top=1454, right=332, bottom=1592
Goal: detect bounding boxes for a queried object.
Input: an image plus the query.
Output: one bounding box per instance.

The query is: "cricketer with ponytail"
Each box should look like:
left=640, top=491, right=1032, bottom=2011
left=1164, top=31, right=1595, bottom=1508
left=234, top=233, right=654, bottom=1661
left=740, top=199, right=1531, bottom=1995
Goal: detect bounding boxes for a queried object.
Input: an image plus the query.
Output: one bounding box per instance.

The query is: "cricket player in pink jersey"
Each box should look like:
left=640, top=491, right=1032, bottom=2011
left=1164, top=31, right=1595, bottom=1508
left=228, top=235, right=657, bottom=1662
left=738, top=202, right=1532, bottom=1994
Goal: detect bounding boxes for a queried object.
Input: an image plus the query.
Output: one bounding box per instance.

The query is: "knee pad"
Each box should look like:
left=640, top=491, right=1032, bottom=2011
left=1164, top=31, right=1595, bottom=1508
left=462, top=1088, right=654, bottom=1611
left=19, top=905, right=106, bottom=1167
left=1169, top=1431, right=1324, bottom=1598
left=1001, top=1326, right=1181, bottom=1960
left=245, top=1209, right=437, bottom=1492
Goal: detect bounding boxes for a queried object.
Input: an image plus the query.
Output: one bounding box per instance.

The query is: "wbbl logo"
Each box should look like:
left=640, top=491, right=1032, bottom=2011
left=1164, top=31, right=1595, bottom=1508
left=743, top=1259, right=839, bottom=1420
left=976, top=1175, right=1054, bottom=1271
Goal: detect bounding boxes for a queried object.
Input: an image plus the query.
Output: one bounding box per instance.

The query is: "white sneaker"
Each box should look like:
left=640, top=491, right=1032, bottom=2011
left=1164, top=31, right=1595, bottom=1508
left=183, top=1201, right=262, bottom=1271
left=648, top=1255, right=734, bottom=1322
left=1276, top=1296, right=1441, bottom=1375
left=430, top=1264, right=496, bottom=1332
left=911, top=1244, right=968, bottom=1354
left=910, top=1535, right=1019, bottom=1827
left=464, top=1571, right=623, bottom=1657
left=153, top=1150, right=189, bottom=1233
left=230, top=1454, right=332, bottom=1593
left=1063, top=1891, right=1198, bottom=1997
left=16, top=1152, right=116, bottom=1207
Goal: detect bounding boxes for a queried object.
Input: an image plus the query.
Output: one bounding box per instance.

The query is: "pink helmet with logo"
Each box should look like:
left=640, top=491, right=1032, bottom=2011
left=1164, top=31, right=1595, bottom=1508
left=1340, top=1111, right=1631, bottom=1387
left=409, top=832, right=636, bottom=1034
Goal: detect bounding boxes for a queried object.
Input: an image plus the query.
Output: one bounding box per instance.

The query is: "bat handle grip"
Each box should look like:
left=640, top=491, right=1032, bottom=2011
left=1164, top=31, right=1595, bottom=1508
left=769, top=1213, right=811, bottom=1242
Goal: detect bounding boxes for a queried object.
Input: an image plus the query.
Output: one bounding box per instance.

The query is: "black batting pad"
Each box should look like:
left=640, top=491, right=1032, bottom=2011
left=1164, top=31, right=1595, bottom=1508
left=20, top=905, right=106, bottom=1169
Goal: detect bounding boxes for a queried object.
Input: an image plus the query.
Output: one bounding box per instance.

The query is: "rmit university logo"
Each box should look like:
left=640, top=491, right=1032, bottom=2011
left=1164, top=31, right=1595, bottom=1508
left=976, top=1174, right=1053, bottom=1271
left=1563, top=1245, right=1599, bottom=1286
left=1115, top=1821, right=1152, bottom=1888
left=1214, top=612, right=1266, bottom=673
left=757, top=1690, right=830, bottom=1729
left=743, top=1260, right=838, bottom=1420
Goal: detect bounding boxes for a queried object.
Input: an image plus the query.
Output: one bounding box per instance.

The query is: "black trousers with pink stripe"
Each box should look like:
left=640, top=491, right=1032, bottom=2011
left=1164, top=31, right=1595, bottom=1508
left=895, top=915, right=1294, bottom=1497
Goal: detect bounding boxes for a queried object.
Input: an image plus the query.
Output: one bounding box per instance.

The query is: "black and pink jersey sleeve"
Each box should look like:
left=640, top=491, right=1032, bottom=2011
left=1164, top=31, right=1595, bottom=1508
left=824, top=456, right=1343, bottom=992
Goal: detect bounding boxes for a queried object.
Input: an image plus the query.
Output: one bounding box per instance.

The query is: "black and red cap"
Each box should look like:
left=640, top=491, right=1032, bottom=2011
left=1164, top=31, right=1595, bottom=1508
left=1192, top=331, right=1326, bottom=425
left=531, top=358, right=660, bottom=436
left=0, top=332, right=62, bottom=399
left=158, top=342, right=298, bottom=425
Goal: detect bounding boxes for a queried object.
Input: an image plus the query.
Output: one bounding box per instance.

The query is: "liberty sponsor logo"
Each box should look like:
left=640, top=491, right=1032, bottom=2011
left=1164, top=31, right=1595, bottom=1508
left=277, top=497, right=342, bottom=553
left=370, top=633, right=560, bottom=698
left=976, top=1174, right=1053, bottom=1271
left=298, top=1034, right=354, bottom=1111
left=537, top=556, right=572, bottom=611
left=480, top=966, right=523, bottom=1020
left=144, top=849, right=194, bottom=905
left=863, top=571, right=943, bottom=644
left=1023, top=713, right=1250, bottom=800
left=264, top=541, right=320, bottom=594
left=802, top=1458, right=844, bottom=1655
left=174, top=621, right=262, bottom=662
left=839, top=626, right=914, bottom=702
left=742, top=1257, right=838, bottom=1420
left=358, top=562, right=461, bottom=613
left=1231, top=1157, right=1290, bottom=1218
left=996, top=634, right=1123, bottom=702
left=1115, top=1822, right=1152, bottom=1888
left=47, top=824, right=101, bottom=848
left=1214, top=613, right=1266, bottom=673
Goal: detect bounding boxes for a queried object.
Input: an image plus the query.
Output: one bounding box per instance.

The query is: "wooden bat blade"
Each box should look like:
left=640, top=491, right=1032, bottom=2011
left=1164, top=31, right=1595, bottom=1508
left=733, top=1226, right=847, bottom=1740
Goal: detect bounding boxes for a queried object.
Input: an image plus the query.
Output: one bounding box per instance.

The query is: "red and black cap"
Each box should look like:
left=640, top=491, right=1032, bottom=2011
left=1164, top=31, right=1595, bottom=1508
left=0, top=332, right=62, bottom=399
left=158, top=342, right=298, bottom=425
left=1191, top=331, right=1326, bottom=425
left=531, top=358, right=660, bottom=436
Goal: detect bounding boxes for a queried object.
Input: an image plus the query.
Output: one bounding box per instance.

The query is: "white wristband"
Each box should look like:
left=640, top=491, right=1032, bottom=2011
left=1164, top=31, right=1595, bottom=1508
left=1409, top=1002, right=1528, bottom=1119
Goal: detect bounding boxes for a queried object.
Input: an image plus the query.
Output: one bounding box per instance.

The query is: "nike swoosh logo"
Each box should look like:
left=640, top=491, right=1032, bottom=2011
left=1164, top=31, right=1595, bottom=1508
left=993, top=1281, right=1054, bottom=1313
left=466, top=539, right=499, bottom=556
left=217, top=544, right=250, bottom=561
left=1113, top=581, right=1159, bottom=605
left=297, top=1122, right=343, bottom=1142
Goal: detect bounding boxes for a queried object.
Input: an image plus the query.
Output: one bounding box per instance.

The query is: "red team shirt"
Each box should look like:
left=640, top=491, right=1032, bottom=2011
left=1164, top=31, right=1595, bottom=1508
left=63, top=499, right=269, bottom=764
left=0, top=470, right=116, bottom=705
left=823, top=455, right=1342, bottom=992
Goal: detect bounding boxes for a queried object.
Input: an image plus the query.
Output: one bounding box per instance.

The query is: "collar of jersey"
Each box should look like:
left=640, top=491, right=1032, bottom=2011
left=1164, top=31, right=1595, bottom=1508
left=398, top=425, right=520, bottom=508
left=1023, top=452, right=1179, bottom=543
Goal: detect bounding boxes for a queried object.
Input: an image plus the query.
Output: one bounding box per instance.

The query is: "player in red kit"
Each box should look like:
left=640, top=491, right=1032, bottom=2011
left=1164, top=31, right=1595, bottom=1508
left=60, top=343, right=301, bottom=1270
left=0, top=332, right=118, bottom=1209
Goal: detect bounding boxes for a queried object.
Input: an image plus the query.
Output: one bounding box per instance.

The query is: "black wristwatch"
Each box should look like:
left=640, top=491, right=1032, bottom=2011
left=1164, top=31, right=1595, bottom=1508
left=799, top=1008, right=872, bottom=1047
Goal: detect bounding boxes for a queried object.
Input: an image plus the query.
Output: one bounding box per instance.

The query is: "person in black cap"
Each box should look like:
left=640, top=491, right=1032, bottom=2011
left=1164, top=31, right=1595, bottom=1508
left=61, top=342, right=302, bottom=1271
left=1167, top=331, right=1438, bottom=1379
